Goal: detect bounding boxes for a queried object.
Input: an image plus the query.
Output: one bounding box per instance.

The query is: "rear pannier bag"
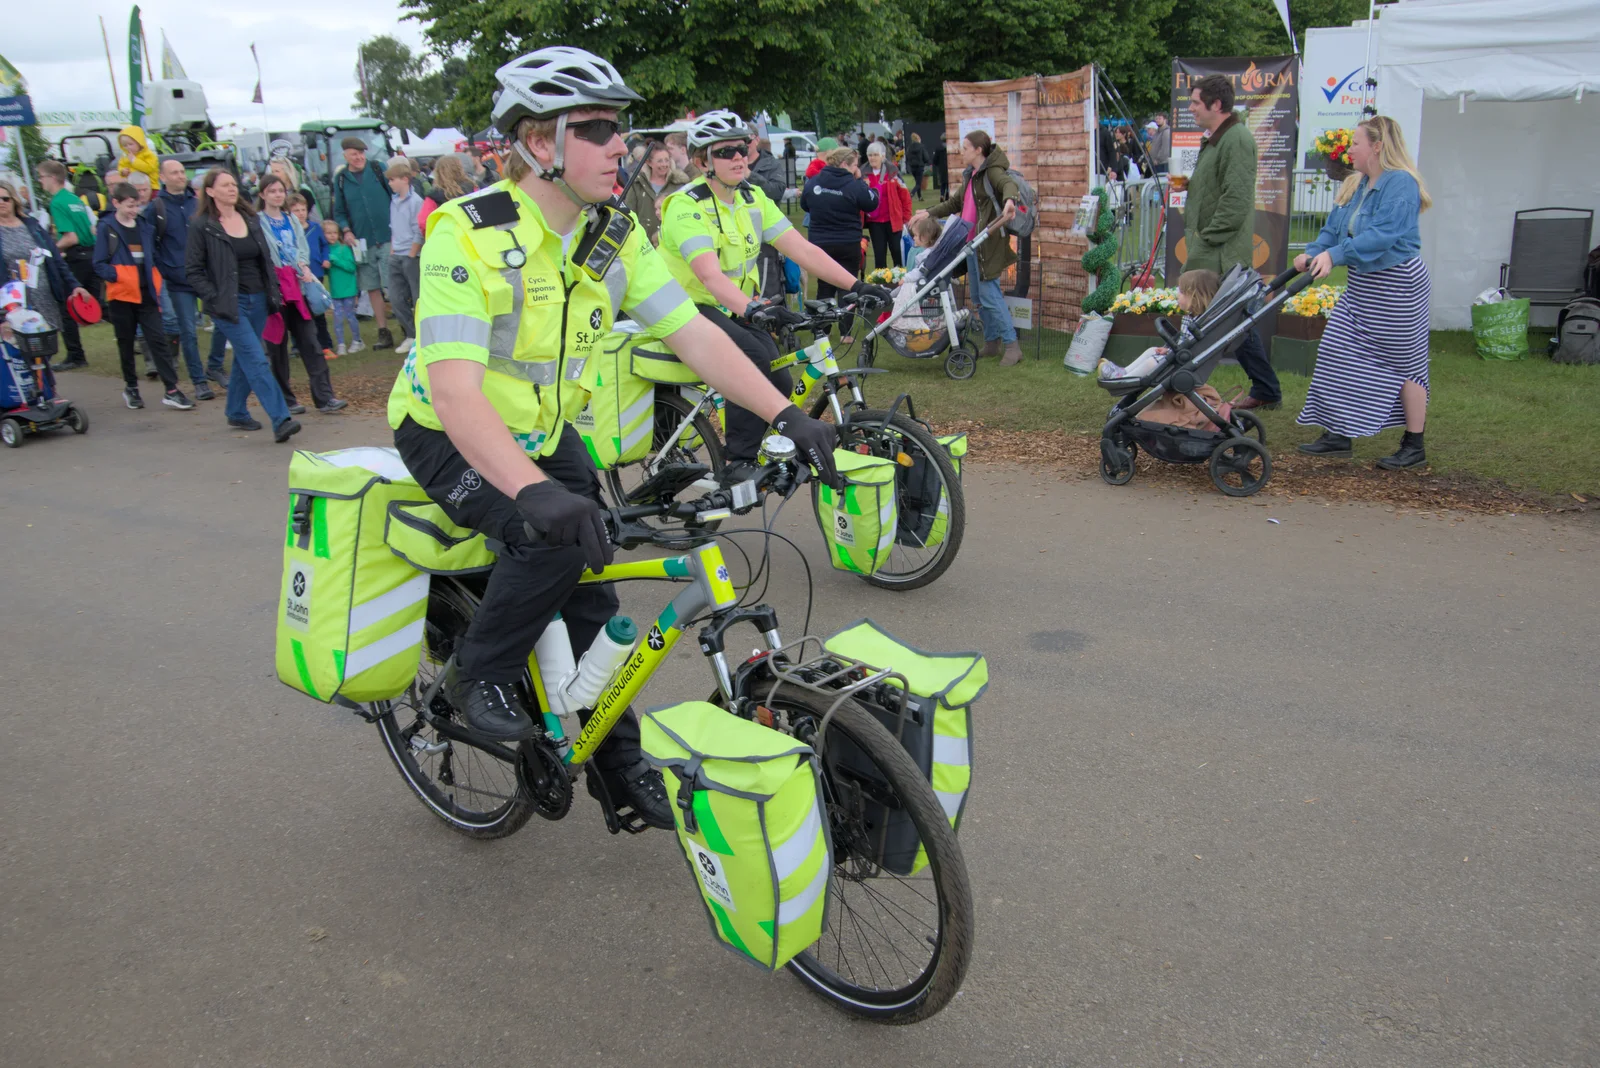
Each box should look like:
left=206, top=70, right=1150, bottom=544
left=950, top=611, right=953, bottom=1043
left=641, top=702, right=832, bottom=971
left=629, top=333, right=704, bottom=385
left=576, top=332, right=657, bottom=470
left=276, top=447, right=430, bottom=703
left=384, top=499, right=497, bottom=575
left=823, top=619, right=987, bottom=874
left=814, top=450, right=898, bottom=575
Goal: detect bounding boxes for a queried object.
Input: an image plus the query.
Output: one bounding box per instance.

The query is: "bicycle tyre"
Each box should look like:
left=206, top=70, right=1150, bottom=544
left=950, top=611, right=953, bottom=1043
left=602, top=390, right=726, bottom=542
left=839, top=409, right=966, bottom=592
left=758, top=684, right=973, bottom=1024
left=372, top=578, right=536, bottom=840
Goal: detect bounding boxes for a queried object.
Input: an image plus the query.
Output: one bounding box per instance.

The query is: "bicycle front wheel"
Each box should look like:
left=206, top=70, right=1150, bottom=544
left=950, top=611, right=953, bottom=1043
left=758, top=683, right=974, bottom=1024
left=837, top=410, right=966, bottom=591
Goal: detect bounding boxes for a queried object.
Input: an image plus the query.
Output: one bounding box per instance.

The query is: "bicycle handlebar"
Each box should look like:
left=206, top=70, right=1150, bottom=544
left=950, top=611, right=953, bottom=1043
left=602, top=456, right=805, bottom=550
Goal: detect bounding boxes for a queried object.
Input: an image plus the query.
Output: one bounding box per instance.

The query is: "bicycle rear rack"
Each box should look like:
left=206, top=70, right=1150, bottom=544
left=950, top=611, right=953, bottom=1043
left=756, top=636, right=913, bottom=755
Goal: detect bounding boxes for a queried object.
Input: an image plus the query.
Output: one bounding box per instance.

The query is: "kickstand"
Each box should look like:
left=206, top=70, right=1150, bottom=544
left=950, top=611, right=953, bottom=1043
left=583, top=765, right=650, bottom=835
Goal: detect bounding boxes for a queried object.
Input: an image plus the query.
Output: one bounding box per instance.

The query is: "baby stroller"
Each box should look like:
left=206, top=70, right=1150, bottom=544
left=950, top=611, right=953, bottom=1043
left=1096, top=264, right=1312, bottom=497
left=859, top=216, right=1008, bottom=380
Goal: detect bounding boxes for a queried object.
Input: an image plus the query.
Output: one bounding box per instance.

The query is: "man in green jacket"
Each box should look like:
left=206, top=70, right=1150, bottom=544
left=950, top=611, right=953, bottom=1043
left=331, top=137, right=395, bottom=350
left=1181, top=74, right=1280, bottom=409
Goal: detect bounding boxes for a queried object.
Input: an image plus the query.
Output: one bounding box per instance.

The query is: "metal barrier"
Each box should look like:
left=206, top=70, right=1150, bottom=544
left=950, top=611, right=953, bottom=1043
left=1290, top=169, right=1341, bottom=251
left=1101, top=176, right=1169, bottom=287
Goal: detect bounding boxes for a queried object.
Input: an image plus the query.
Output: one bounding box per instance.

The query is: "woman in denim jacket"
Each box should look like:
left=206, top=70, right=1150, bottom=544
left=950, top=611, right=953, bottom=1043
left=1294, top=116, right=1434, bottom=470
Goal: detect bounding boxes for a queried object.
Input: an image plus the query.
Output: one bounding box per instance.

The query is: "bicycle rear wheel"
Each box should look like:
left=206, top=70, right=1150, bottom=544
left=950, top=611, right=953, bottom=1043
left=837, top=410, right=966, bottom=591
left=602, top=389, right=726, bottom=541
left=756, top=683, right=973, bottom=1024
left=371, top=578, right=535, bottom=839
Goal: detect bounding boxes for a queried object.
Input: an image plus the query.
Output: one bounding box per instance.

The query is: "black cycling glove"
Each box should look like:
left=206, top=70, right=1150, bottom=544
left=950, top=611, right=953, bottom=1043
left=746, top=299, right=806, bottom=330
left=850, top=279, right=893, bottom=305
left=771, top=404, right=840, bottom=489
left=515, top=481, right=614, bottom=571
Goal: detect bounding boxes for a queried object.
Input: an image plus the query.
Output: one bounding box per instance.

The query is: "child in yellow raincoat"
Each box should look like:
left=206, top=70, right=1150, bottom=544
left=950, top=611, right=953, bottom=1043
left=116, top=126, right=160, bottom=184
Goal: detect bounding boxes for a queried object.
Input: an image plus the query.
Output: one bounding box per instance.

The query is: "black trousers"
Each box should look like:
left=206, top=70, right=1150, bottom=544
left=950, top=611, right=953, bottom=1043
left=106, top=299, right=177, bottom=390
left=867, top=220, right=903, bottom=270
left=815, top=241, right=861, bottom=337
left=393, top=419, right=637, bottom=767
left=266, top=300, right=335, bottom=408
left=909, top=165, right=926, bottom=198
left=1235, top=325, right=1282, bottom=403
left=697, top=304, right=792, bottom=464
left=313, top=310, right=334, bottom=351
left=57, top=247, right=98, bottom=363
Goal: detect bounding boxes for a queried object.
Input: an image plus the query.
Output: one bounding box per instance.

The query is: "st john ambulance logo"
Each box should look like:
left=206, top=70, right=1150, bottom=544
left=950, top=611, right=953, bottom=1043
left=646, top=625, right=665, bottom=651
left=590, top=308, right=604, bottom=330
left=451, top=266, right=469, bottom=283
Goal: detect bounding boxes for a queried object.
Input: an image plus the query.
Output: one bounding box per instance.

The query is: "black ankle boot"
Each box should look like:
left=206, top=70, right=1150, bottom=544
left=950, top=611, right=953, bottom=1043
left=1297, top=430, right=1354, bottom=457
left=1377, top=430, right=1426, bottom=470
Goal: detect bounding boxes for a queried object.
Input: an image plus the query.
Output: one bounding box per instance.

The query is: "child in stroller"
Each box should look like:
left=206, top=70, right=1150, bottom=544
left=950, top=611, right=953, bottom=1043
left=1096, top=263, right=1314, bottom=496
left=861, top=215, right=985, bottom=379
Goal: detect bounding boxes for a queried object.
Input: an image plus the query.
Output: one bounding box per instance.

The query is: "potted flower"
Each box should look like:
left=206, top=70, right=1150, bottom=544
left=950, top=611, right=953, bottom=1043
left=1312, top=128, right=1355, bottom=181
left=1107, top=286, right=1180, bottom=336
left=864, top=266, right=905, bottom=287
left=1278, top=283, right=1343, bottom=340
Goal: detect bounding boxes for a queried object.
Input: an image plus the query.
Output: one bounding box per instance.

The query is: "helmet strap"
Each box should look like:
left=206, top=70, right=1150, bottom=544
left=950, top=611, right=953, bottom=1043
left=518, top=113, right=598, bottom=209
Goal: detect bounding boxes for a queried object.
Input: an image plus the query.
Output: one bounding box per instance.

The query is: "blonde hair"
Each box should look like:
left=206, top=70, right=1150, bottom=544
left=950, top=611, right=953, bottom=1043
left=269, top=157, right=301, bottom=192
left=431, top=154, right=470, bottom=200
left=1177, top=269, right=1221, bottom=316
left=1334, top=116, right=1432, bottom=211
left=824, top=147, right=857, bottom=168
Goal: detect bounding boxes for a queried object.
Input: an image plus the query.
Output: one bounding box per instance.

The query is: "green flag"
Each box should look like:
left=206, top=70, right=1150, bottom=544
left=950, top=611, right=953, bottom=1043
left=129, top=6, right=145, bottom=127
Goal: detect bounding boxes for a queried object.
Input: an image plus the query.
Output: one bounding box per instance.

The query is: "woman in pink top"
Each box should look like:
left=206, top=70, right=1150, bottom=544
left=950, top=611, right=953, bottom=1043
left=862, top=141, right=906, bottom=269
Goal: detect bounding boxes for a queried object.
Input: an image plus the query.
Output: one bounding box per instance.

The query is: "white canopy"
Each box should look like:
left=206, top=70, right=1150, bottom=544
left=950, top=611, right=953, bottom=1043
left=1374, top=0, right=1600, bottom=327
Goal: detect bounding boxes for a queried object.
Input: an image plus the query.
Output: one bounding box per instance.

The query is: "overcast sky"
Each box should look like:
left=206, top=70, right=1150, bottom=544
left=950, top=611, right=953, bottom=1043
left=8, top=0, right=431, bottom=131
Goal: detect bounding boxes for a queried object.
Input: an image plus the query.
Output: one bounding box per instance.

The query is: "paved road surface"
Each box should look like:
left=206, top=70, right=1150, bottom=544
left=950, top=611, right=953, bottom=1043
left=3, top=375, right=1596, bottom=1067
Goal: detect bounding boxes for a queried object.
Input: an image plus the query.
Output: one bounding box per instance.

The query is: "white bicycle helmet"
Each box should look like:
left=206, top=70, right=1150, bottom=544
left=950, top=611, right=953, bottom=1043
left=686, top=110, right=752, bottom=149
left=491, top=47, right=642, bottom=135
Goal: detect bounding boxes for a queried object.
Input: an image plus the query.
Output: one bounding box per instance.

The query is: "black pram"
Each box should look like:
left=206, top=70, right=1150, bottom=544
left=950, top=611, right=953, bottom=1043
left=1095, top=265, right=1313, bottom=497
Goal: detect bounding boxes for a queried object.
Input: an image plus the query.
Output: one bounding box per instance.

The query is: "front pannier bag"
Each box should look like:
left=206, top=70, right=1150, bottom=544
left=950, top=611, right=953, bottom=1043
left=275, top=447, right=431, bottom=704
left=640, top=702, right=832, bottom=971
left=814, top=450, right=898, bottom=575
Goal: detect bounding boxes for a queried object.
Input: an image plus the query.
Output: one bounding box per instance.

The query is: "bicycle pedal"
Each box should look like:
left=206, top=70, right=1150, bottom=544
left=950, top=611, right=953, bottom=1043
left=583, top=765, right=652, bottom=835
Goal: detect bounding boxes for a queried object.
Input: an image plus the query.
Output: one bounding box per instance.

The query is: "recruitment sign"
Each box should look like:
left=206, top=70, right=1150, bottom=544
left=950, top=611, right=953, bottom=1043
left=1165, top=55, right=1297, bottom=288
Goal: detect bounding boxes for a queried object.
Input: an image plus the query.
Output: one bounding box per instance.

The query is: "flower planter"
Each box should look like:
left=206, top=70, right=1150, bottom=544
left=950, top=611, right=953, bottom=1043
left=1321, top=154, right=1354, bottom=182
left=1275, top=314, right=1326, bottom=342
left=1108, top=313, right=1164, bottom=337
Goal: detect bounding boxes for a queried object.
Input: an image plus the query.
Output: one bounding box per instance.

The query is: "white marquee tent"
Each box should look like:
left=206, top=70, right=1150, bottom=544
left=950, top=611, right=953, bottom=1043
left=1373, top=0, right=1600, bottom=327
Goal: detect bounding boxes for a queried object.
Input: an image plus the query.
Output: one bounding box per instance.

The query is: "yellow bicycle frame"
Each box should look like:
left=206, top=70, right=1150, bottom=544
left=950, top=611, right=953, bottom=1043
left=524, top=542, right=741, bottom=768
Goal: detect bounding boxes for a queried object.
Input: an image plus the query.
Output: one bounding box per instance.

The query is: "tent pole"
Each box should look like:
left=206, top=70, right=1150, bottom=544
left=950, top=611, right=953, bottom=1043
left=1362, top=0, right=1379, bottom=117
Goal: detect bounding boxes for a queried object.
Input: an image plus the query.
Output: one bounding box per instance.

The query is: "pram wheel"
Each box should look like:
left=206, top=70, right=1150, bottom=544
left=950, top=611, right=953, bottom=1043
left=0, top=417, right=23, bottom=448
left=1099, top=437, right=1135, bottom=485
left=944, top=344, right=977, bottom=380
left=66, top=407, right=89, bottom=434
left=1229, top=409, right=1266, bottom=444
left=1209, top=437, right=1271, bottom=497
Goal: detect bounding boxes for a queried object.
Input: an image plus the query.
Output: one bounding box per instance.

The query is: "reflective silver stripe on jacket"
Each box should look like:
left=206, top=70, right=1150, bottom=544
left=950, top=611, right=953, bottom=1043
left=678, top=234, right=714, bottom=258
left=762, top=217, right=793, bottom=242
left=417, top=314, right=491, bottom=350
left=488, top=264, right=524, bottom=359
left=486, top=355, right=557, bottom=386
left=626, top=278, right=691, bottom=327
left=723, top=255, right=761, bottom=281
left=603, top=260, right=628, bottom=321
left=746, top=206, right=763, bottom=238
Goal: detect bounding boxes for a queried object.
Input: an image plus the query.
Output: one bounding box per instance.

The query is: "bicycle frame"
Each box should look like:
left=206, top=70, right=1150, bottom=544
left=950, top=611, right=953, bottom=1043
left=527, top=542, right=747, bottom=768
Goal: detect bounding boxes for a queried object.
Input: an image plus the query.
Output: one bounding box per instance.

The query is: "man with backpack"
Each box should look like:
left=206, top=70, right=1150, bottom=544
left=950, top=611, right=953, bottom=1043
left=147, top=158, right=215, bottom=400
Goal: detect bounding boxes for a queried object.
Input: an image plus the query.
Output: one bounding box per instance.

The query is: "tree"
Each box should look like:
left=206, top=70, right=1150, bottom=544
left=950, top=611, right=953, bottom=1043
left=355, top=34, right=450, bottom=132
left=403, top=0, right=932, bottom=130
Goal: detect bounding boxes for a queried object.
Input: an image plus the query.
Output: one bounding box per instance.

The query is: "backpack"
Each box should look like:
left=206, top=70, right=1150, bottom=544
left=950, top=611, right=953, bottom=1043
left=982, top=163, right=1039, bottom=238
left=1552, top=297, right=1600, bottom=365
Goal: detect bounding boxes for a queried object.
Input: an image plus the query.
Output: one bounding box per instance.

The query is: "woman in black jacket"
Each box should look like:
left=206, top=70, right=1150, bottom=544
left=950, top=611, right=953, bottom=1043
left=184, top=168, right=300, bottom=443
left=800, top=147, right=878, bottom=342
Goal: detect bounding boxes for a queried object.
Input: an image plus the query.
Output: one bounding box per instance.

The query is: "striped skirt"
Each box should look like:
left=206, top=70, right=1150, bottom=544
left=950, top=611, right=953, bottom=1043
left=1296, top=257, right=1431, bottom=438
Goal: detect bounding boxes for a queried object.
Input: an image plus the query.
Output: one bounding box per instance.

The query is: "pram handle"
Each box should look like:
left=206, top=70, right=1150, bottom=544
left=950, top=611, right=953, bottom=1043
left=1153, top=315, right=1182, bottom=347
left=1266, top=265, right=1302, bottom=292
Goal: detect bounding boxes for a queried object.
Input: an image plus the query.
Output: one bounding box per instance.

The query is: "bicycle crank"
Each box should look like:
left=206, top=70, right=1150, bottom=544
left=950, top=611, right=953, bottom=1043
left=518, top=740, right=572, bottom=821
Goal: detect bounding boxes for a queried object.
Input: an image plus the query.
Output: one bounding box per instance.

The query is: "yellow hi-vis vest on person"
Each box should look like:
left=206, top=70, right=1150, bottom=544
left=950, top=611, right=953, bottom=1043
left=657, top=177, right=793, bottom=309
left=386, top=180, right=697, bottom=458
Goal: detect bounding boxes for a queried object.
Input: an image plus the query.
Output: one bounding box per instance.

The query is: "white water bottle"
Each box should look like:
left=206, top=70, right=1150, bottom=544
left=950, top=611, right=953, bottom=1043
left=533, top=614, right=579, bottom=716
left=564, top=616, right=638, bottom=710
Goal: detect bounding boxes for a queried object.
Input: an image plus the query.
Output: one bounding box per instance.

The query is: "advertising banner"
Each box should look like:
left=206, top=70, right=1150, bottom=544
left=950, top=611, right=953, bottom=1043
left=128, top=7, right=145, bottom=128
left=1298, top=25, right=1372, bottom=167
left=1165, top=55, right=1297, bottom=289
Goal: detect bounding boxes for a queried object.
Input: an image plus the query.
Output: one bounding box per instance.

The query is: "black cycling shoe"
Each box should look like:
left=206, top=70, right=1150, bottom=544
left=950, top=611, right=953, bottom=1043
left=1298, top=431, right=1354, bottom=457
left=587, top=757, right=675, bottom=831
left=442, top=659, right=539, bottom=741
left=718, top=461, right=761, bottom=488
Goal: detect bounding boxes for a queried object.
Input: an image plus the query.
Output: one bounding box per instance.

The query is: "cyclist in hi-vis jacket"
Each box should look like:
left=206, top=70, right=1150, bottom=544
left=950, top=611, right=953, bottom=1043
left=386, top=47, right=840, bottom=828
left=656, top=110, right=891, bottom=479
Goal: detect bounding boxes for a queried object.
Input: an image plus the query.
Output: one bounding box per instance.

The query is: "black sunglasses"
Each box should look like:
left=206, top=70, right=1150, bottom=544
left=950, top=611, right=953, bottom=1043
left=0, top=196, right=12, bottom=203
left=567, top=118, right=623, bottom=146
left=709, top=144, right=750, bottom=161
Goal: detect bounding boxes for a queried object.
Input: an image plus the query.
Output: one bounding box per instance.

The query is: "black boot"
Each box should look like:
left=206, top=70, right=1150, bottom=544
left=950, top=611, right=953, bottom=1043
left=442, top=658, right=540, bottom=740
left=587, top=756, right=675, bottom=830
left=1298, top=430, right=1354, bottom=457
left=1376, top=430, right=1426, bottom=470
